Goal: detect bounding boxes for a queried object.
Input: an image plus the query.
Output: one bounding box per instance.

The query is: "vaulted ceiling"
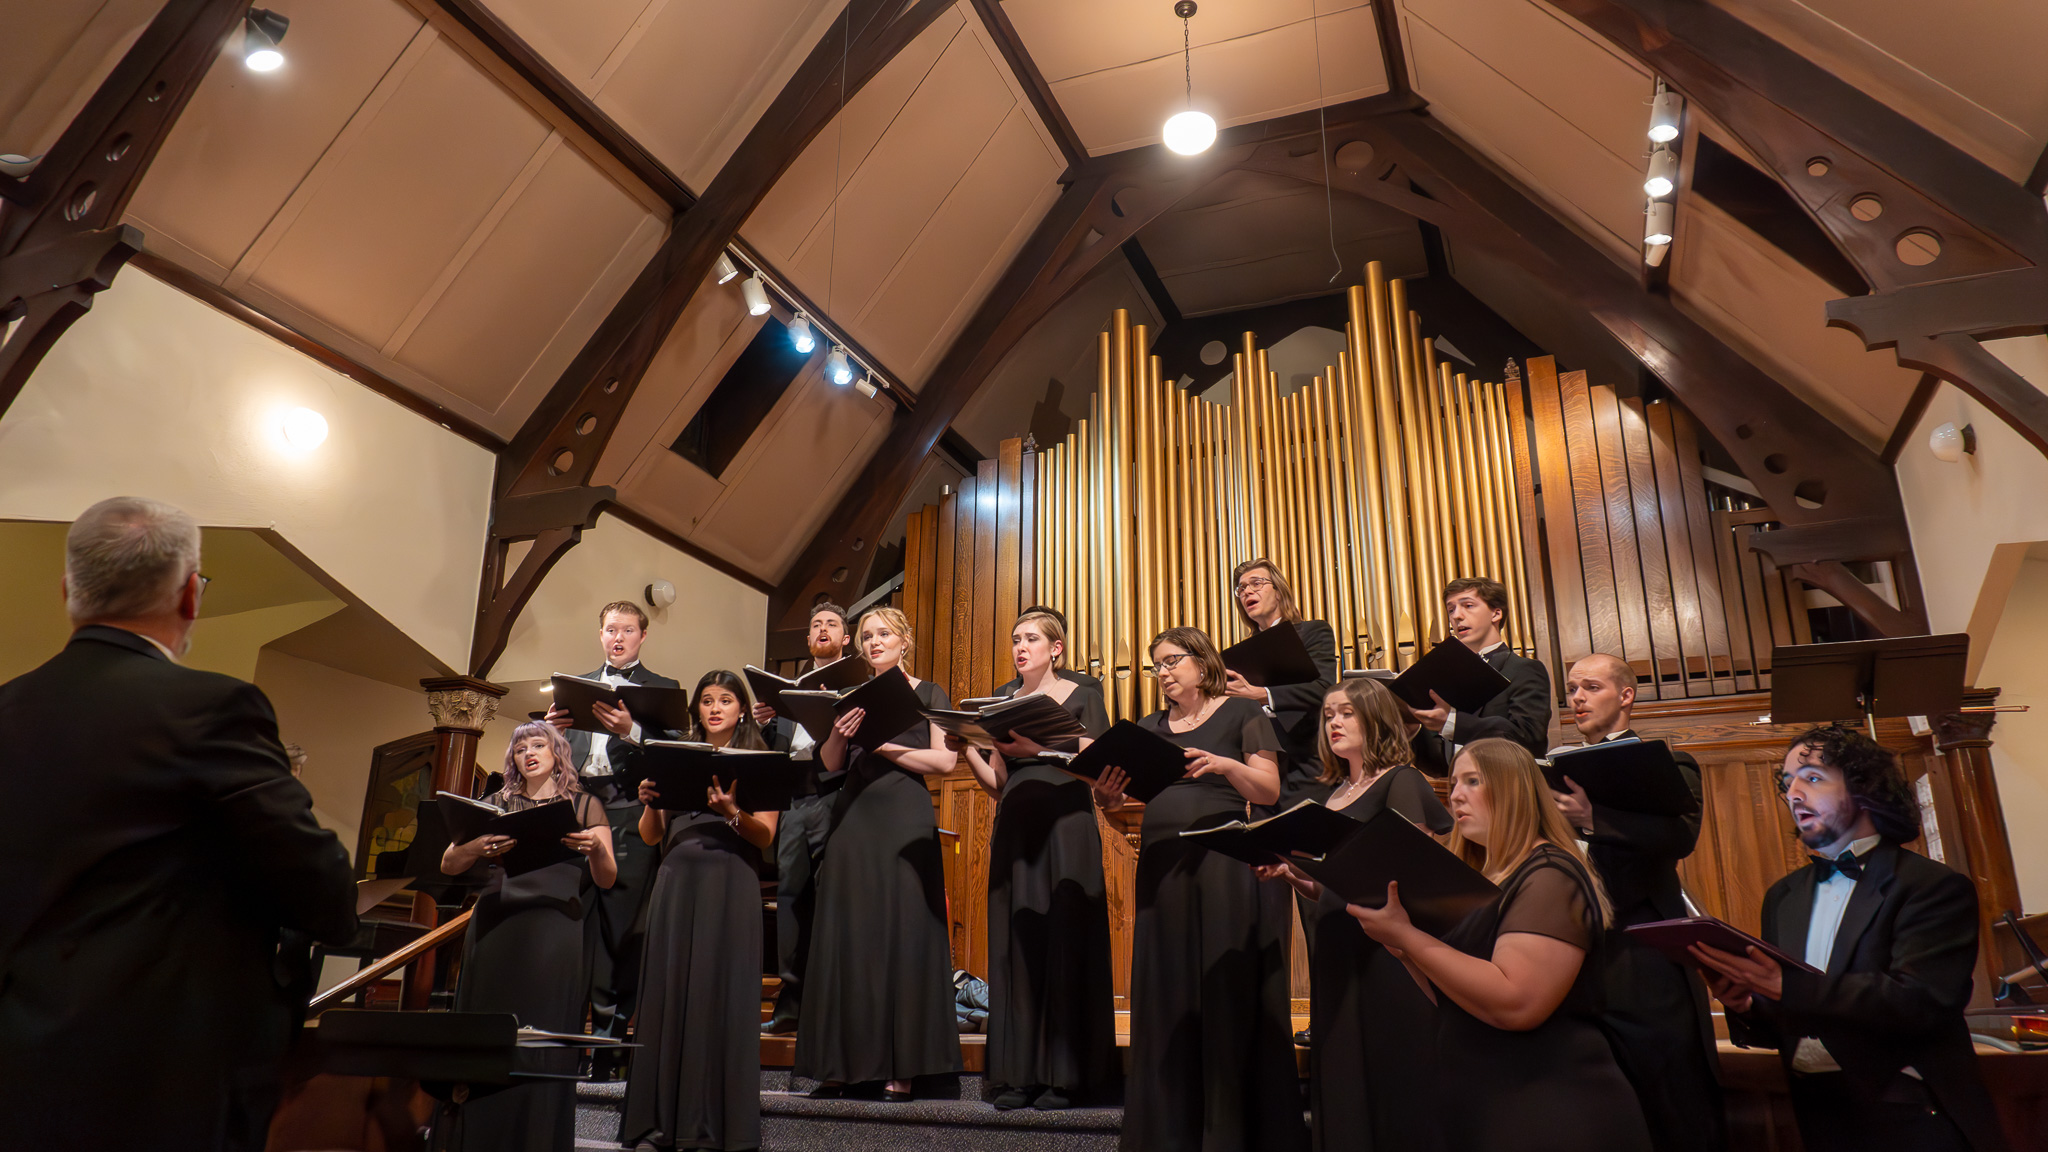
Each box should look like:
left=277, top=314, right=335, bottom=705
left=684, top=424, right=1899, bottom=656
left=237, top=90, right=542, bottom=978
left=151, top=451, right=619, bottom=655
left=9, top=0, right=2047, bottom=587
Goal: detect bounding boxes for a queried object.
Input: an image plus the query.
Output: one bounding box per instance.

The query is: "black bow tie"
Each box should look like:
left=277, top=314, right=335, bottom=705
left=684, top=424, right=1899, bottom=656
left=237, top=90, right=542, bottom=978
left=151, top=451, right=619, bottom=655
left=1811, top=851, right=1864, bottom=881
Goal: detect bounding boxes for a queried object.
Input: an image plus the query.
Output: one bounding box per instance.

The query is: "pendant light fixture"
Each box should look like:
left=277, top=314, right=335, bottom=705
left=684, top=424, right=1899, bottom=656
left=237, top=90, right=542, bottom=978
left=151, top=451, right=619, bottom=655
left=1161, top=2, right=1215, bottom=155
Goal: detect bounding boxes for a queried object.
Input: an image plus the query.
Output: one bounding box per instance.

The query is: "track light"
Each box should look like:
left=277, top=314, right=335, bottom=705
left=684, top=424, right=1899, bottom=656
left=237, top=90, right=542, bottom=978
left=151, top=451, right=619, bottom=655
left=1648, top=89, right=1682, bottom=143
left=825, top=346, right=853, bottom=385
left=713, top=253, right=739, bottom=284
left=740, top=274, right=770, bottom=316
left=789, top=314, right=816, bottom=355
left=854, top=373, right=879, bottom=399
left=1644, top=201, right=1674, bottom=246
left=1161, top=2, right=1216, bottom=156
left=1644, top=147, right=1678, bottom=198
left=244, top=8, right=289, bottom=72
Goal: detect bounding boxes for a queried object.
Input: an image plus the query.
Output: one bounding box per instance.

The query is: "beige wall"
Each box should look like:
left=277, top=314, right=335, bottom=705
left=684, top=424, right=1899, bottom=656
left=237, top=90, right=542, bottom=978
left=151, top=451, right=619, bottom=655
left=1974, top=552, right=2048, bottom=913
left=255, top=647, right=436, bottom=862
left=0, top=268, right=495, bottom=671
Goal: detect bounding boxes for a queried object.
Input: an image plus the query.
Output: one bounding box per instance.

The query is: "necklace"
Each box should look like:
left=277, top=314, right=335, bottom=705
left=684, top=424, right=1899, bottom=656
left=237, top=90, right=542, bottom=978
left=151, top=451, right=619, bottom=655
left=1167, top=695, right=1222, bottom=732
left=1327, top=766, right=1384, bottom=811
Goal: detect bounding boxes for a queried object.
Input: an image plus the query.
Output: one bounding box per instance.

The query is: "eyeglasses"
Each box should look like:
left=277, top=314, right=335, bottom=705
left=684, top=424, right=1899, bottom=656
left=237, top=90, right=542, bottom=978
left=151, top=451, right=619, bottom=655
left=196, top=574, right=212, bottom=595
left=1235, top=577, right=1273, bottom=595
left=1147, top=652, right=1192, bottom=676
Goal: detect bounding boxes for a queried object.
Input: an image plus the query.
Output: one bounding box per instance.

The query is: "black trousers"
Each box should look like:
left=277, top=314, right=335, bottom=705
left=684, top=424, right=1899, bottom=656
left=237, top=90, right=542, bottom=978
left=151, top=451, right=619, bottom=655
left=771, top=791, right=833, bottom=1019
left=1789, top=1071, right=1971, bottom=1152
left=588, top=800, right=655, bottom=1040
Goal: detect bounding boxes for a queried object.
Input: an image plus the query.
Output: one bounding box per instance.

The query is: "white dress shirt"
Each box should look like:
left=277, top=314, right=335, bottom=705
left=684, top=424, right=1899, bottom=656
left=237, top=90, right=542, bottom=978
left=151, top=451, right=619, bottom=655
left=1791, top=833, right=1886, bottom=1074
left=580, top=661, right=644, bottom=778
left=1440, top=640, right=1507, bottom=744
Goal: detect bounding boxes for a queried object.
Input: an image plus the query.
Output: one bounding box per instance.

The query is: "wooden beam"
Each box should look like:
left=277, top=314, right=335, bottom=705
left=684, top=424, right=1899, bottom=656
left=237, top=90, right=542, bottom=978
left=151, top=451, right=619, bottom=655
left=1881, top=374, right=1941, bottom=466
left=0, top=0, right=246, bottom=418
left=966, top=0, right=1088, bottom=172
left=1788, top=560, right=1926, bottom=637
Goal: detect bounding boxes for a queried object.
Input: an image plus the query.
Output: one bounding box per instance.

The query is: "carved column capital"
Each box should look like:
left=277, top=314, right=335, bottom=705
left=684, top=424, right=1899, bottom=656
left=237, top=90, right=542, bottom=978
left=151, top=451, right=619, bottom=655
left=421, top=676, right=508, bottom=733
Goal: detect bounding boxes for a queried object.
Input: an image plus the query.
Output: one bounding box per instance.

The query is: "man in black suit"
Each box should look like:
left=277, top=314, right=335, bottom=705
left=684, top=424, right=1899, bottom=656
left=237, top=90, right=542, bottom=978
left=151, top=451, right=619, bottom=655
left=1552, top=653, right=1724, bottom=1152
left=753, top=601, right=853, bottom=1033
left=0, top=497, right=357, bottom=1149
left=1695, top=726, right=2009, bottom=1152
left=1221, top=560, right=1338, bottom=809
left=543, top=600, right=678, bottom=1073
left=994, top=605, right=1104, bottom=696
left=1410, top=576, right=1550, bottom=773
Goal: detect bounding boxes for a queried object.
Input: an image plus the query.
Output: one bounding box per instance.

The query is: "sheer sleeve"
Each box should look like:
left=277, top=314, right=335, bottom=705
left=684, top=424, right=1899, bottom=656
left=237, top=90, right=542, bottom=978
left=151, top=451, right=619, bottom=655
left=1386, top=766, right=1454, bottom=834
left=1235, top=698, right=1282, bottom=759
left=1073, top=686, right=1111, bottom=739
left=1495, top=853, right=1597, bottom=951
left=576, top=792, right=608, bottom=829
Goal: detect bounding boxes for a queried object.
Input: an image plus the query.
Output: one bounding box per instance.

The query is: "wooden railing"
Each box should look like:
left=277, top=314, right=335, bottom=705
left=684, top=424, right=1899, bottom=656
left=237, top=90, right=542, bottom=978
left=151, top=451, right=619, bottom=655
left=307, top=911, right=471, bottom=1014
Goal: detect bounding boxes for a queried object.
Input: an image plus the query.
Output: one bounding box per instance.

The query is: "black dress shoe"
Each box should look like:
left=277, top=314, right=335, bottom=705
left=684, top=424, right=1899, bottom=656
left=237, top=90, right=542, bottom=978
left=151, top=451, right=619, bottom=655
left=882, top=1088, right=914, bottom=1103
left=806, top=1082, right=844, bottom=1099
left=1032, top=1087, right=1071, bottom=1111
left=990, top=1086, right=1031, bottom=1111
left=762, top=1011, right=799, bottom=1035
left=1293, top=1028, right=1312, bottom=1048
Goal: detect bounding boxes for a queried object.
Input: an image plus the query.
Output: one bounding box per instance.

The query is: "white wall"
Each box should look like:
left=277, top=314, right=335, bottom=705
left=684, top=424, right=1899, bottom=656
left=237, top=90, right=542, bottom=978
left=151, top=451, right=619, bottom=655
left=1975, top=553, right=2048, bottom=913
left=0, top=268, right=496, bottom=670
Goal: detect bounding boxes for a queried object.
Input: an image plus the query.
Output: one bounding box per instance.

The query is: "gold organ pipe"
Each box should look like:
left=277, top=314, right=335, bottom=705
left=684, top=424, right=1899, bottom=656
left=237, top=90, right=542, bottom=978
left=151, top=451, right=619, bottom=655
left=1310, top=380, right=1339, bottom=634
left=1278, top=390, right=1299, bottom=606
left=1208, top=402, right=1227, bottom=643
left=1390, top=279, right=1437, bottom=654
left=1408, top=310, right=1446, bottom=646
left=1334, top=349, right=1371, bottom=665
left=1133, top=325, right=1156, bottom=716
left=1444, top=367, right=1477, bottom=577
left=1365, top=264, right=1415, bottom=667
left=1319, top=370, right=1355, bottom=663
left=1492, top=380, right=1533, bottom=653
left=1482, top=381, right=1521, bottom=651
left=1292, top=390, right=1320, bottom=622
left=1342, top=325, right=1392, bottom=666
left=1114, top=313, right=1135, bottom=719
left=1456, top=373, right=1496, bottom=586
left=1148, top=353, right=1168, bottom=714
left=1076, top=412, right=1092, bottom=684
left=1422, top=341, right=1456, bottom=605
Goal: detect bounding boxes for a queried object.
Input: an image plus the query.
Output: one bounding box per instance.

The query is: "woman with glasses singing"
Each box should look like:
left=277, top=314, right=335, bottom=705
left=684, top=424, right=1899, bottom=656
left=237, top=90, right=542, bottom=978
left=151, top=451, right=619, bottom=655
left=1222, top=560, right=1338, bottom=810
left=1096, top=627, right=1307, bottom=1152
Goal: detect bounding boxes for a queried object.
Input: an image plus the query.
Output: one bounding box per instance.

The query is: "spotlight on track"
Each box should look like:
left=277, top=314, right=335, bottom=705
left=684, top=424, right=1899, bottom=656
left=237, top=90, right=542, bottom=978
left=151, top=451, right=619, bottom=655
left=1648, top=89, right=1683, bottom=144
left=854, top=373, right=879, bottom=399
left=244, top=8, right=289, bottom=72
left=714, top=253, right=739, bottom=284
left=826, top=346, right=854, bottom=386
left=1644, top=201, right=1675, bottom=246
left=1644, top=147, right=1677, bottom=198
left=790, top=314, right=816, bottom=355
left=741, top=274, right=770, bottom=316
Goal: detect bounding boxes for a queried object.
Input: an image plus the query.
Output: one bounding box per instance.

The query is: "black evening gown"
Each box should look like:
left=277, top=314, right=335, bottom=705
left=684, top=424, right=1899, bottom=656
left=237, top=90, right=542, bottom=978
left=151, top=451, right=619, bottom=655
left=453, top=789, right=606, bottom=1152
left=1433, top=844, right=1653, bottom=1152
left=794, top=678, right=964, bottom=1085
left=985, top=682, right=1117, bottom=1101
left=1122, top=696, right=1307, bottom=1152
left=621, top=808, right=764, bottom=1150
left=1309, top=766, right=1451, bottom=1152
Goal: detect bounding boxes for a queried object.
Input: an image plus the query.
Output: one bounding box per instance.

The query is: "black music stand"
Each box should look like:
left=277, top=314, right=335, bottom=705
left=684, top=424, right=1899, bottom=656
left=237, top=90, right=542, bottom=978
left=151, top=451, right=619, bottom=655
left=317, top=1010, right=625, bottom=1150
left=1769, top=633, right=1970, bottom=733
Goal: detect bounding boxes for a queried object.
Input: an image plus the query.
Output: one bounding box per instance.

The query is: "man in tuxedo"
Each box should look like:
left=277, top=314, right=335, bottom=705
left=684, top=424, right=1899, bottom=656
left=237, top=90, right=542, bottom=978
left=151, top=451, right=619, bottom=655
left=0, top=497, right=357, bottom=1149
left=1410, top=577, right=1551, bottom=773
left=544, top=600, right=677, bottom=1073
left=752, top=601, right=853, bottom=1033
left=1552, top=653, right=1724, bottom=1152
left=995, top=605, right=1103, bottom=695
left=1696, top=726, right=2008, bottom=1152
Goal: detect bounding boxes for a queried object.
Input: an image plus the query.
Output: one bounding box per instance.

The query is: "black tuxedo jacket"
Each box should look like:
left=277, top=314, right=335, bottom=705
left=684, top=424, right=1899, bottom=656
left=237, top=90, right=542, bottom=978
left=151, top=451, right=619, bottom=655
left=1259, top=620, right=1337, bottom=804
left=1729, top=844, right=2008, bottom=1151
left=1412, top=644, right=1552, bottom=774
left=0, top=626, right=358, bottom=1147
left=566, top=662, right=681, bottom=807
left=1577, top=728, right=1704, bottom=923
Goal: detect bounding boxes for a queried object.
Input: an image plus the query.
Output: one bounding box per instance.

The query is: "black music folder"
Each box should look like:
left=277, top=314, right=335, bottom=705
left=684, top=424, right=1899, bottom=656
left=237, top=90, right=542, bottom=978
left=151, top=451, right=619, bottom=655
left=745, top=655, right=869, bottom=713
left=1054, top=720, right=1188, bottom=803
left=1221, top=625, right=1322, bottom=687
left=1294, top=807, right=1500, bottom=935
left=548, top=674, right=623, bottom=734
left=631, top=742, right=806, bottom=812
left=924, top=692, right=1089, bottom=752
left=1625, top=916, right=1821, bottom=975
left=1376, top=639, right=1513, bottom=713
left=1770, top=634, right=1969, bottom=724
left=434, top=792, right=581, bottom=875
left=778, top=666, right=929, bottom=752
left=1176, top=798, right=1365, bottom=865
left=1542, top=738, right=1700, bottom=818
left=615, top=684, right=694, bottom=735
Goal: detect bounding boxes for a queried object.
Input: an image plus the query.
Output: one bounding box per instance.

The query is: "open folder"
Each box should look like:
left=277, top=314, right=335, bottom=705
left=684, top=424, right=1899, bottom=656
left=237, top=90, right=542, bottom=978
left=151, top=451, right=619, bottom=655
left=777, top=666, right=929, bottom=751
left=629, top=741, right=807, bottom=812
left=1541, top=738, right=1700, bottom=817
left=1052, top=720, right=1188, bottom=803
left=1221, top=625, right=1322, bottom=687
left=547, top=674, right=691, bottom=736
left=1293, top=808, right=1500, bottom=935
left=745, top=655, right=869, bottom=715
left=1175, top=798, right=1365, bottom=865
left=1345, top=639, right=1511, bottom=714
left=1625, top=916, right=1821, bottom=975
left=922, top=692, right=1089, bottom=752
left=434, top=792, right=582, bottom=876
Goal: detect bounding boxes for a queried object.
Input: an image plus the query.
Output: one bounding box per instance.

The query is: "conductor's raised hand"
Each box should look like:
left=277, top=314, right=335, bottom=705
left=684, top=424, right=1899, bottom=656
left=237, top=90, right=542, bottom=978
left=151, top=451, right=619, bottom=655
left=1347, top=881, right=1416, bottom=944
left=636, top=778, right=661, bottom=806
left=752, top=701, right=778, bottom=727
left=1091, top=765, right=1130, bottom=811
left=562, top=827, right=602, bottom=857
left=706, top=775, right=741, bottom=819
left=1411, top=692, right=1452, bottom=734
left=544, top=704, right=573, bottom=732
left=591, top=699, right=636, bottom=738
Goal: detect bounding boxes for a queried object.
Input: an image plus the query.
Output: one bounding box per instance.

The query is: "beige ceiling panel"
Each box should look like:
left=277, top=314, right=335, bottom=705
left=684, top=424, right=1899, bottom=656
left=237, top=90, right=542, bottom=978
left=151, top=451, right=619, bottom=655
left=1710, top=0, right=2048, bottom=180
left=466, top=0, right=649, bottom=86
left=1400, top=0, right=1650, bottom=166
left=1003, top=0, right=1320, bottom=84
left=597, top=0, right=840, bottom=186
left=743, top=9, right=967, bottom=267
left=853, top=107, right=1063, bottom=385
left=1671, top=197, right=1920, bottom=450
left=804, top=30, right=1020, bottom=321
left=616, top=447, right=729, bottom=541
left=239, top=36, right=554, bottom=348
left=0, top=0, right=159, bottom=158
left=688, top=367, right=891, bottom=578
left=388, top=145, right=659, bottom=416
left=1402, top=14, right=1643, bottom=260
left=1051, top=13, right=1387, bottom=155
left=599, top=271, right=768, bottom=487
left=127, top=0, right=428, bottom=276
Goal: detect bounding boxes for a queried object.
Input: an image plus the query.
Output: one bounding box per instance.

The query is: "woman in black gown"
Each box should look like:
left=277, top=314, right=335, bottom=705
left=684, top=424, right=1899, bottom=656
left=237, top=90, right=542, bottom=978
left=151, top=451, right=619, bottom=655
left=795, top=607, right=963, bottom=1100
left=1348, top=738, right=1652, bottom=1152
left=1220, top=559, right=1337, bottom=809
left=622, top=670, right=779, bottom=1152
left=441, top=721, right=617, bottom=1152
left=956, top=610, right=1116, bottom=1111
left=1096, top=626, right=1306, bottom=1152
left=1254, top=677, right=1450, bottom=1152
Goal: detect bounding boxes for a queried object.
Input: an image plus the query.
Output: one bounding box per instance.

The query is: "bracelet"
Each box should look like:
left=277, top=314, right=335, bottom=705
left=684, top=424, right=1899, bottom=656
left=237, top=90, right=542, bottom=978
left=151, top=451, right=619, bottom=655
left=725, top=810, right=743, bottom=829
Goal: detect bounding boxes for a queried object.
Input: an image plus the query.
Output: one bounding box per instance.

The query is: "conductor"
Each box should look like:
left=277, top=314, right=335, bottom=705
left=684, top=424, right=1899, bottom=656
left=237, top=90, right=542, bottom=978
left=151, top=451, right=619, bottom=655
left=0, top=497, right=358, bottom=1150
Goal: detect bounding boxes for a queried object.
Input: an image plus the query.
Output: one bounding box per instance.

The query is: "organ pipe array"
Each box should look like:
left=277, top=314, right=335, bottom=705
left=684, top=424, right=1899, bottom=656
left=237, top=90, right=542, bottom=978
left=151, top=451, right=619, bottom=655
left=1033, top=261, right=1534, bottom=721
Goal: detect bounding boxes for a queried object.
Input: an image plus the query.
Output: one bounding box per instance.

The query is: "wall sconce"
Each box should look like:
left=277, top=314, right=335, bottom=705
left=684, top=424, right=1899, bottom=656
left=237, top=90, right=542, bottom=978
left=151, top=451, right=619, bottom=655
left=1927, top=421, right=1975, bottom=463
left=645, top=579, right=677, bottom=608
